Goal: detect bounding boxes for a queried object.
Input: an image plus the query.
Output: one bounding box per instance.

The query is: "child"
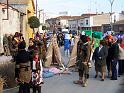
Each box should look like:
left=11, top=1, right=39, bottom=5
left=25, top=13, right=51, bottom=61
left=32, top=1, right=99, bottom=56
left=32, top=52, right=44, bottom=93
left=70, top=36, right=75, bottom=54
left=64, top=33, right=71, bottom=57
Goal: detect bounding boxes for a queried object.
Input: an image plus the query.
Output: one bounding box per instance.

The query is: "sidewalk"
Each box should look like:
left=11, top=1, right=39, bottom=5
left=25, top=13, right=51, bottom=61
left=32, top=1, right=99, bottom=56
left=3, top=87, right=18, bottom=93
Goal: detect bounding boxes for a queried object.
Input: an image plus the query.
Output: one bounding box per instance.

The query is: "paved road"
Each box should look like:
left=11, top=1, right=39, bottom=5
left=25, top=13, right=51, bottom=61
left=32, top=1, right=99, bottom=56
left=42, top=47, right=124, bottom=93
left=42, top=68, right=124, bottom=93
left=3, top=47, right=124, bottom=93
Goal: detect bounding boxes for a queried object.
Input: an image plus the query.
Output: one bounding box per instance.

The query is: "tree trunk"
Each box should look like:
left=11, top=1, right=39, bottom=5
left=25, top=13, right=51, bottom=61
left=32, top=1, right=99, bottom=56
left=33, top=28, right=35, bottom=39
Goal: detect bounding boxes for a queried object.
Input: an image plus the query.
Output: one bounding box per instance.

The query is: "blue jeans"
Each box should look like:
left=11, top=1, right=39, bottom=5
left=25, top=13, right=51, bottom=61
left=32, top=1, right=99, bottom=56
left=111, top=60, right=118, bottom=79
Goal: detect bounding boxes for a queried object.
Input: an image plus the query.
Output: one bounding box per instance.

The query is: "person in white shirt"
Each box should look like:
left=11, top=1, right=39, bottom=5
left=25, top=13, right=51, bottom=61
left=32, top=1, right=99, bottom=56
left=32, top=52, right=44, bottom=93
left=64, top=33, right=71, bottom=57
left=70, top=36, right=75, bottom=54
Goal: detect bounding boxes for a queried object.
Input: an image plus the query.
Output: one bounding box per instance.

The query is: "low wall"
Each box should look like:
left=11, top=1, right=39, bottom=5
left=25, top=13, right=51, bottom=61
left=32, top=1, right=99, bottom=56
left=0, top=56, right=16, bottom=89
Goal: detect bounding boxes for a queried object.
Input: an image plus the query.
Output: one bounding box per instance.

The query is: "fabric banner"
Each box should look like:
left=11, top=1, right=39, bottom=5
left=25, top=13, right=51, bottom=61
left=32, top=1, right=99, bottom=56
left=67, top=36, right=79, bottom=67
left=45, top=35, right=64, bottom=68
left=52, top=35, right=62, bottom=65
left=45, top=42, right=53, bottom=67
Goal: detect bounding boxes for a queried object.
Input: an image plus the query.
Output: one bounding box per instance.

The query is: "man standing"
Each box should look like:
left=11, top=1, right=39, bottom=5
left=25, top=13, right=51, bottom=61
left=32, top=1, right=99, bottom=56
left=73, top=35, right=90, bottom=87
left=110, top=37, right=119, bottom=80
left=15, top=41, right=31, bottom=93
left=64, top=32, right=71, bottom=57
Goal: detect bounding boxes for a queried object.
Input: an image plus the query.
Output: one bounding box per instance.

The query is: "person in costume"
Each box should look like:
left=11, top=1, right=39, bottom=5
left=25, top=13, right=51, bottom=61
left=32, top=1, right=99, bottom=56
left=15, top=40, right=31, bottom=93
left=74, top=35, right=91, bottom=87
left=32, top=52, right=44, bottom=93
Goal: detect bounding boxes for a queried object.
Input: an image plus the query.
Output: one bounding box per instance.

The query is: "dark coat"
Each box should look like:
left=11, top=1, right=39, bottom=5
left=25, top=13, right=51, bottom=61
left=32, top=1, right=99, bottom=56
left=15, top=50, right=31, bottom=78
left=93, top=46, right=108, bottom=66
left=110, top=42, right=119, bottom=60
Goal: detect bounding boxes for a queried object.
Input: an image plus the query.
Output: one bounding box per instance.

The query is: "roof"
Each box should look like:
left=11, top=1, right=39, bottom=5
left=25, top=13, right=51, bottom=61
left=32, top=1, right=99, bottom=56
left=0, top=3, right=26, bottom=14
left=81, top=13, right=97, bottom=17
left=0, top=0, right=29, bottom=4
left=115, top=20, right=124, bottom=24
left=56, top=16, right=82, bottom=20
left=0, top=0, right=35, bottom=13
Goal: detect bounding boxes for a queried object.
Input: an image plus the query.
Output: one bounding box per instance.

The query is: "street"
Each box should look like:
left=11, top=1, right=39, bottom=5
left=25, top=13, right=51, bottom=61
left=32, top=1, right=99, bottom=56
left=3, top=47, right=124, bottom=93
left=42, top=71, right=124, bottom=93
left=1, top=0, right=124, bottom=93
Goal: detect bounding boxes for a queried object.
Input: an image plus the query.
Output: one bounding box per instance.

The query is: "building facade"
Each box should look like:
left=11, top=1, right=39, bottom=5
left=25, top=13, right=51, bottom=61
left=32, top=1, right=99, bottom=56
left=0, top=3, right=25, bottom=52
left=9, top=0, right=35, bottom=44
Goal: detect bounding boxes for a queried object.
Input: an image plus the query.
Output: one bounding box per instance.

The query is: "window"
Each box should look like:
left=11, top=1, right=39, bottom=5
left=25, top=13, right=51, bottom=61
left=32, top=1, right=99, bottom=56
left=58, top=22, right=61, bottom=25
left=86, top=20, right=88, bottom=25
left=80, top=23, right=83, bottom=26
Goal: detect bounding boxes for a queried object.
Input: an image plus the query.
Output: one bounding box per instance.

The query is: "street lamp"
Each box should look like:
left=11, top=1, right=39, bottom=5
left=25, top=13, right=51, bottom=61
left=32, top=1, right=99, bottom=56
left=108, top=0, right=115, bottom=31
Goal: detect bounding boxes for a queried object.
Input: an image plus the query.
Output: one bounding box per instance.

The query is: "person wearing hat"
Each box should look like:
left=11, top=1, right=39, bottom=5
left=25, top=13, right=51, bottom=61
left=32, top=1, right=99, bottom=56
left=15, top=40, right=31, bottom=93
left=73, top=35, right=91, bottom=87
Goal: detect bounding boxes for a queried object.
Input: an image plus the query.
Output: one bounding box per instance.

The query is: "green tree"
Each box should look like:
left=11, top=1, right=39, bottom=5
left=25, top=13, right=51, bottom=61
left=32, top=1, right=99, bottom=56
left=28, top=16, right=40, bottom=35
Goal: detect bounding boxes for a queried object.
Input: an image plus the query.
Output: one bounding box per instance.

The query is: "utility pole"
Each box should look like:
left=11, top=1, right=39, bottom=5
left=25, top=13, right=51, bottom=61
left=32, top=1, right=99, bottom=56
left=36, top=0, right=38, bottom=17
left=38, top=10, right=42, bottom=32
left=108, top=0, right=115, bottom=31
left=38, top=10, right=43, bottom=22
left=38, top=9, right=45, bottom=33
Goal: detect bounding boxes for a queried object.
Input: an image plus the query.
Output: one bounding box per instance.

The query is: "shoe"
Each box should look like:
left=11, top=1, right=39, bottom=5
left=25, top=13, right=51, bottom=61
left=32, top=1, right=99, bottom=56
left=110, top=78, right=117, bottom=80
left=82, top=83, right=87, bottom=87
left=73, top=80, right=82, bottom=85
left=101, top=79, right=104, bottom=81
left=94, top=75, right=97, bottom=78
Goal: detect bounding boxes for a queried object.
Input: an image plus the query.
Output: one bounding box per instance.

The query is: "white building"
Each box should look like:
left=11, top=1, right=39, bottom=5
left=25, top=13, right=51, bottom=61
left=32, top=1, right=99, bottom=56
left=68, top=17, right=82, bottom=32
left=0, top=3, right=26, bottom=53
left=46, top=16, right=76, bottom=32
left=68, top=13, right=122, bottom=31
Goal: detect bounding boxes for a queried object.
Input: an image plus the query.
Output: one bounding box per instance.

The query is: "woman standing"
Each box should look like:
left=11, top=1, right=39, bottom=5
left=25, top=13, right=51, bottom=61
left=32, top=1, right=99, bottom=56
left=93, top=40, right=108, bottom=81
left=118, top=38, right=124, bottom=76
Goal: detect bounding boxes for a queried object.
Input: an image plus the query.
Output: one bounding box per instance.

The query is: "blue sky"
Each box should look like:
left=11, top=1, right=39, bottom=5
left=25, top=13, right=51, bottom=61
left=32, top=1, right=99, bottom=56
left=37, top=0, right=124, bottom=15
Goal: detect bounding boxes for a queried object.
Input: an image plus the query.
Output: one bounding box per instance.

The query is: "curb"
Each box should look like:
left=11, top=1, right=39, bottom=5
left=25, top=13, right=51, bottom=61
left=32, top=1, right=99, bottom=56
left=3, top=87, right=18, bottom=92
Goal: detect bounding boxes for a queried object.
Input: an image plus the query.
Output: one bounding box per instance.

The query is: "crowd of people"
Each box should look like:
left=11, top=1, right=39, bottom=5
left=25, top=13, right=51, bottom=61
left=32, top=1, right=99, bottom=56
left=74, top=33, right=124, bottom=87
left=2, top=32, right=47, bottom=93
left=1, top=31, right=124, bottom=92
